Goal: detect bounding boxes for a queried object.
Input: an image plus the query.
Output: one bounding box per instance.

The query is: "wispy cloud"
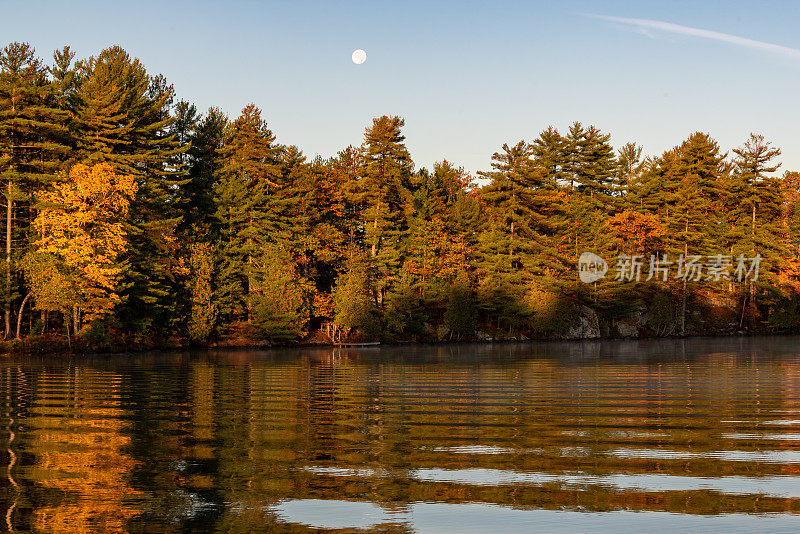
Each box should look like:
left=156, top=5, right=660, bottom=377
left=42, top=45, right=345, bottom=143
left=585, top=13, right=800, bottom=59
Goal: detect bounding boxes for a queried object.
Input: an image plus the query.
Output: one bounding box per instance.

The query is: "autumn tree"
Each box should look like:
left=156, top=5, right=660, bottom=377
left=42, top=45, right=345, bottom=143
left=32, top=163, right=137, bottom=329
left=332, top=253, right=377, bottom=341
left=606, top=209, right=667, bottom=256
left=252, top=245, right=311, bottom=343
left=19, top=251, right=75, bottom=338
left=187, top=242, right=217, bottom=343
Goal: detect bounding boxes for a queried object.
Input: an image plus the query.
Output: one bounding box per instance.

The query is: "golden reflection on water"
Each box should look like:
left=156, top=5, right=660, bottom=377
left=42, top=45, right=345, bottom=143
left=1, top=338, right=800, bottom=532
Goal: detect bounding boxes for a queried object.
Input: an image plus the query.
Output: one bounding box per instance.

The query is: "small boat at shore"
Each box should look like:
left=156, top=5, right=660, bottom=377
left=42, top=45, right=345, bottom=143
left=336, top=341, right=381, bottom=347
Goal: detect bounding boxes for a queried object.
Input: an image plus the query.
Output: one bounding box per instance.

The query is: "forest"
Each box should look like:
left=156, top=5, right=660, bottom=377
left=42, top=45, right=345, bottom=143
left=1, top=41, right=800, bottom=351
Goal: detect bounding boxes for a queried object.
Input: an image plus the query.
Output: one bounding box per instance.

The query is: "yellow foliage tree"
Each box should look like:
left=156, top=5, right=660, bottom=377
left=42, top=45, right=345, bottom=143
left=33, top=163, right=137, bottom=325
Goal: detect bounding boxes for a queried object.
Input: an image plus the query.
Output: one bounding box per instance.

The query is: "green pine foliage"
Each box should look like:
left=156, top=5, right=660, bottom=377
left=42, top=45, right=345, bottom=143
left=213, top=104, right=285, bottom=321
left=356, top=115, right=413, bottom=304
left=0, top=42, right=71, bottom=338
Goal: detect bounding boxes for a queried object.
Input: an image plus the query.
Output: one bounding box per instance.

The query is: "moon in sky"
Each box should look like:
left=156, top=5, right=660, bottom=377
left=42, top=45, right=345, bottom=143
left=351, top=49, right=367, bottom=64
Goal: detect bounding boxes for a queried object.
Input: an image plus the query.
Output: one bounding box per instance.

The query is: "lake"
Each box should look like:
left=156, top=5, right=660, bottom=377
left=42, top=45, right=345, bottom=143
left=1, top=337, right=800, bottom=533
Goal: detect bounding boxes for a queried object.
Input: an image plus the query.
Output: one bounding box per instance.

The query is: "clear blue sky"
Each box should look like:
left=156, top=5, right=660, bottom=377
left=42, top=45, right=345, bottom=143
left=3, top=0, right=800, bottom=177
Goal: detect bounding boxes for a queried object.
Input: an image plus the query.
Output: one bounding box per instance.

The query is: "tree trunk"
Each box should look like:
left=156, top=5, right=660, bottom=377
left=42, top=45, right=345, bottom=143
left=681, top=279, right=687, bottom=337
left=680, top=238, right=688, bottom=336
left=4, top=182, right=11, bottom=339
left=247, top=252, right=252, bottom=322
left=751, top=204, right=756, bottom=299
left=371, top=199, right=380, bottom=257
left=14, top=292, right=30, bottom=340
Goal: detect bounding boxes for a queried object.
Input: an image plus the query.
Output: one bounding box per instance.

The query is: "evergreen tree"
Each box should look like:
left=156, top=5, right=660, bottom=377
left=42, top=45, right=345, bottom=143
left=616, top=142, right=644, bottom=200
left=213, top=104, right=284, bottom=321
left=666, top=133, right=726, bottom=255
left=530, top=126, right=568, bottom=187
left=71, top=46, right=189, bottom=334
left=659, top=133, right=726, bottom=334
left=0, top=42, right=71, bottom=337
left=562, top=122, right=617, bottom=257
left=732, top=134, right=782, bottom=257
left=180, top=106, right=228, bottom=234
left=49, top=46, right=79, bottom=114
left=443, top=273, right=476, bottom=339
left=356, top=115, right=413, bottom=305
left=564, top=122, right=617, bottom=201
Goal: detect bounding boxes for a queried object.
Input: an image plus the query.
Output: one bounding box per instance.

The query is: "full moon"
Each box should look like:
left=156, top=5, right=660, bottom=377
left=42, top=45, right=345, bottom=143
left=351, top=49, right=367, bottom=65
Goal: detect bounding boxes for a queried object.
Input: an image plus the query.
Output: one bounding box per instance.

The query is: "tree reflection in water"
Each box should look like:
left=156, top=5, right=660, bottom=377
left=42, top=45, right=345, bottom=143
left=0, top=337, right=799, bottom=532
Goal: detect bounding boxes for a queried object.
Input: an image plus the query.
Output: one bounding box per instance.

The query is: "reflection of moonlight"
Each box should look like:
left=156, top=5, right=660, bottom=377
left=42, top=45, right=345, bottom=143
left=351, top=49, right=367, bottom=64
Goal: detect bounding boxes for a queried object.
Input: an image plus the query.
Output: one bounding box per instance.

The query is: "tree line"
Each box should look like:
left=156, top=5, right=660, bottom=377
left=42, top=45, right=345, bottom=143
left=1, top=41, right=799, bottom=349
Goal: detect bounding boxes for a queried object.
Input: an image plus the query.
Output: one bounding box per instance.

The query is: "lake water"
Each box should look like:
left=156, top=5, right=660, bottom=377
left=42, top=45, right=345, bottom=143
left=1, top=337, right=800, bottom=533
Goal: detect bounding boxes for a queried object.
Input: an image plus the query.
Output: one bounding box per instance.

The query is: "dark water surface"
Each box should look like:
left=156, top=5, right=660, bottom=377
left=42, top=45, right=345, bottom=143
left=2, top=337, right=800, bottom=533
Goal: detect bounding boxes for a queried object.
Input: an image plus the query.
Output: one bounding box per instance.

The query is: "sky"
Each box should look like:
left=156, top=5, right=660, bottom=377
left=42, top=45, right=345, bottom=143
left=2, top=0, right=800, bottom=177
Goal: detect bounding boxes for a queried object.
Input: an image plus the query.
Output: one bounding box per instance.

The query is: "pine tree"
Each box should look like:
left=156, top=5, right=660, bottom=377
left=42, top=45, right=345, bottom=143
left=564, top=122, right=617, bottom=202
left=562, top=123, right=617, bottom=258
left=356, top=115, right=413, bottom=305
left=72, top=46, right=189, bottom=334
left=733, top=134, right=782, bottom=257
left=478, top=140, right=565, bottom=282
left=667, top=133, right=726, bottom=255
left=659, top=133, right=726, bottom=334
left=213, top=104, right=284, bottom=321
left=0, top=42, right=71, bottom=337
left=730, top=134, right=784, bottom=324
left=180, top=106, right=228, bottom=234
left=530, top=126, right=568, bottom=187
left=475, top=141, right=541, bottom=333
left=50, top=46, right=79, bottom=113
left=616, top=142, right=644, bottom=201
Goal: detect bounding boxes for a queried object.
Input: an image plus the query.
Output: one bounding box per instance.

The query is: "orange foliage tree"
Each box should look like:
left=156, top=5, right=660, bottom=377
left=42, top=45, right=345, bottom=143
left=606, top=209, right=667, bottom=256
left=32, top=163, right=137, bottom=325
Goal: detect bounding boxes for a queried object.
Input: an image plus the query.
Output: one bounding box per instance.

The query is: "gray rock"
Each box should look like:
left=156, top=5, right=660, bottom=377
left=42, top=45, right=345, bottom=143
left=614, top=320, right=639, bottom=338
left=476, top=330, right=494, bottom=341
left=565, top=306, right=601, bottom=339
left=630, top=308, right=649, bottom=327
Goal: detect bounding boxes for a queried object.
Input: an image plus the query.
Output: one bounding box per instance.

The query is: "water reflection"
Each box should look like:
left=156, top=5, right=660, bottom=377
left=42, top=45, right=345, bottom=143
left=0, top=337, right=799, bottom=532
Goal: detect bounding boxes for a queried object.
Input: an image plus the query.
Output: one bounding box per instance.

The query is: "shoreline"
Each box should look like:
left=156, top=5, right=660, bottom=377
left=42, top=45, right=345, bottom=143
left=3, top=330, right=798, bottom=357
